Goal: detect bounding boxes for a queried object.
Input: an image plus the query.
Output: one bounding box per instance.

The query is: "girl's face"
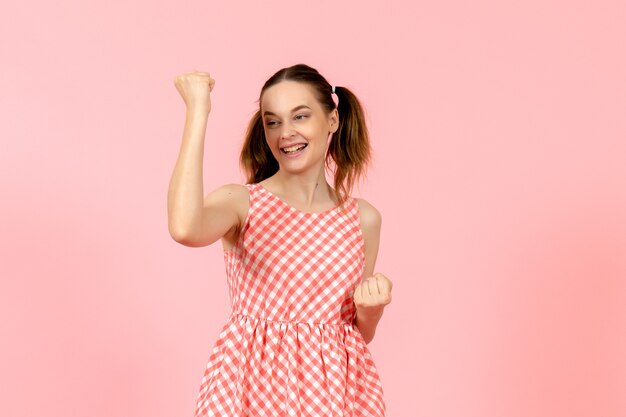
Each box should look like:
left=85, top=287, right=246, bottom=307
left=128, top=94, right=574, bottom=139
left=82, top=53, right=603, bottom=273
left=261, top=81, right=338, bottom=173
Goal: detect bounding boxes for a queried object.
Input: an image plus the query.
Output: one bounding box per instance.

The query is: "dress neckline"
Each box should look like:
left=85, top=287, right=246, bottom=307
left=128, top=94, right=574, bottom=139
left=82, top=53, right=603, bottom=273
left=254, top=183, right=349, bottom=216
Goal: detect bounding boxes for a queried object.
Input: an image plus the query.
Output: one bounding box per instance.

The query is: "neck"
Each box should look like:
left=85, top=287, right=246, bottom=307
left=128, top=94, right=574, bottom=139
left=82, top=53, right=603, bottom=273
left=271, top=169, right=336, bottom=208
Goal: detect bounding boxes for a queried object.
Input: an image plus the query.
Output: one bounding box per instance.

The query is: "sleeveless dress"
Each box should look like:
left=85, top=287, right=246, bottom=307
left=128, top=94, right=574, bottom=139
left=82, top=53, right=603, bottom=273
left=193, top=182, right=386, bottom=417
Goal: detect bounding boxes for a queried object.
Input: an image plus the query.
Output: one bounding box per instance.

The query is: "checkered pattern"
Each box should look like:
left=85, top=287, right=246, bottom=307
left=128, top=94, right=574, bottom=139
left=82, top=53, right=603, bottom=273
left=194, top=183, right=386, bottom=416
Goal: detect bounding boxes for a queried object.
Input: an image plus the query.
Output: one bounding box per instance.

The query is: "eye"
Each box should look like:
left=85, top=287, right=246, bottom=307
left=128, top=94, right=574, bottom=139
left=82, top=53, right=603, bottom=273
left=295, top=114, right=308, bottom=120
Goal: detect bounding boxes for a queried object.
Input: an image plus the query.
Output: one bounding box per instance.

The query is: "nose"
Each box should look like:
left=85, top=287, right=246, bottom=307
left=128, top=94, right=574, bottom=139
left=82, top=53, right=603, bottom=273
left=279, top=123, right=296, bottom=140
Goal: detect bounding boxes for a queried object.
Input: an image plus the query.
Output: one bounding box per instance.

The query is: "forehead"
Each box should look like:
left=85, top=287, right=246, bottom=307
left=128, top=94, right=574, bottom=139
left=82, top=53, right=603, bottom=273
left=261, top=81, right=318, bottom=113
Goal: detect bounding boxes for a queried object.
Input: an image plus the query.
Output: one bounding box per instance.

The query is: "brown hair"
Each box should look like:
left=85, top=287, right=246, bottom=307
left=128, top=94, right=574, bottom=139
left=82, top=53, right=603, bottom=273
left=239, top=63, right=372, bottom=212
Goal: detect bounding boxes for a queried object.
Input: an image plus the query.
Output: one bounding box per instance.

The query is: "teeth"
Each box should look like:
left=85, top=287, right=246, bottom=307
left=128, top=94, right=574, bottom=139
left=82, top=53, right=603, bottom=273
left=282, top=144, right=306, bottom=153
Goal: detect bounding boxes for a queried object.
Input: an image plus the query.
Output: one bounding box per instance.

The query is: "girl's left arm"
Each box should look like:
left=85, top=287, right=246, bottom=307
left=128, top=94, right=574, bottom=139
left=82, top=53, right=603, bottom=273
left=353, top=199, right=393, bottom=344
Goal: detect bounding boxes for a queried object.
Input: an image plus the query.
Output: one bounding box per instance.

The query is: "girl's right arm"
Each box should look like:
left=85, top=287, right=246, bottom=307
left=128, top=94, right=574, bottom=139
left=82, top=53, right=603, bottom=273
left=167, top=71, right=240, bottom=247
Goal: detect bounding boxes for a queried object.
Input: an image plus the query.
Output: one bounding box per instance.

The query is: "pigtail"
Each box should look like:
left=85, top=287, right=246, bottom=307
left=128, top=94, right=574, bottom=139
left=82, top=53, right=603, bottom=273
left=326, top=86, right=372, bottom=212
left=240, top=109, right=278, bottom=184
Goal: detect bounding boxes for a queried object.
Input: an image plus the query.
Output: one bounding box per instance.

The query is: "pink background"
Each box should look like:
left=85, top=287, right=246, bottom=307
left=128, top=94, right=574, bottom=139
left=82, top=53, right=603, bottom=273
left=1, top=1, right=625, bottom=416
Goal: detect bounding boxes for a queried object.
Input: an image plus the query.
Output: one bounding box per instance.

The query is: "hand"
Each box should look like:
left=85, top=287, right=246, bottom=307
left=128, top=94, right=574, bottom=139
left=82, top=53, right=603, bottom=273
left=173, top=69, right=215, bottom=114
left=353, top=272, right=393, bottom=318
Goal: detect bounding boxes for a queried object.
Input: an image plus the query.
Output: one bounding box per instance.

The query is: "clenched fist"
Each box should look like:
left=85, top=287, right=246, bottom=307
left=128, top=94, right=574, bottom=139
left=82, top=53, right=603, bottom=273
left=353, top=272, right=393, bottom=318
left=173, top=69, right=215, bottom=114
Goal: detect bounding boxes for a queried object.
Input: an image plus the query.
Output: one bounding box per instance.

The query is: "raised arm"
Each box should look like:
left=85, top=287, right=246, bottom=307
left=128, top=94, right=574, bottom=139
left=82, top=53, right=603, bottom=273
left=167, top=71, right=240, bottom=247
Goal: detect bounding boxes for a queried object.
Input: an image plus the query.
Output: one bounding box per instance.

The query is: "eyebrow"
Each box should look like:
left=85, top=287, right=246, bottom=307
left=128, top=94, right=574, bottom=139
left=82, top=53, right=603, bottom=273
left=263, top=105, right=312, bottom=117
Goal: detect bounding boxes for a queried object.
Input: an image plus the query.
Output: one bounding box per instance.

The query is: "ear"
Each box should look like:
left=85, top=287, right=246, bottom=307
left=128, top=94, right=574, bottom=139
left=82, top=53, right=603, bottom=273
left=328, top=108, right=339, bottom=133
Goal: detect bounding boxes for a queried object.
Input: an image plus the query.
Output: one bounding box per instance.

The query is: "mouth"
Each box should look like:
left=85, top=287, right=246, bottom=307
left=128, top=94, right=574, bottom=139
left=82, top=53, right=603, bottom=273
left=280, top=143, right=308, bottom=155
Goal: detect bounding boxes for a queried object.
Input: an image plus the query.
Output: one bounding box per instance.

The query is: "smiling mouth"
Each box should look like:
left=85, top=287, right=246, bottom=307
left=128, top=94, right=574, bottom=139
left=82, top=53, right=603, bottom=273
left=280, top=143, right=308, bottom=154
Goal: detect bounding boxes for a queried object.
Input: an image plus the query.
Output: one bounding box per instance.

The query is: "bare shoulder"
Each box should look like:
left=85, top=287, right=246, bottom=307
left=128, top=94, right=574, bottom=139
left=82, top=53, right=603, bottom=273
left=355, top=197, right=382, bottom=232
left=204, top=183, right=249, bottom=206
left=204, top=183, right=250, bottom=229
left=355, top=197, right=382, bottom=279
left=213, top=183, right=249, bottom=199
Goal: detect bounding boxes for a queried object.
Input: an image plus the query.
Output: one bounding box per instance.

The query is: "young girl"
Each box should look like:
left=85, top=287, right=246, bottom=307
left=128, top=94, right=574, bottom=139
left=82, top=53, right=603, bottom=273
left=169, top=63, right=393, bottom=416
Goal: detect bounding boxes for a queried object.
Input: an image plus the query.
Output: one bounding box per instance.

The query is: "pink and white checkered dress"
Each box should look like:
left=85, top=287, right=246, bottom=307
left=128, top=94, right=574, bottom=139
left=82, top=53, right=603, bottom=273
left=193, top=182, right=386, bottom=416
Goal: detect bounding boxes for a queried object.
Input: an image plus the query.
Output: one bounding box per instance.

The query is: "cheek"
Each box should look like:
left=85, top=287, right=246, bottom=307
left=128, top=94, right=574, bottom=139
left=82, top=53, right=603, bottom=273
left=266, top=133, right=282, bottom=148
left=263, top=129, right=277, bottom=142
